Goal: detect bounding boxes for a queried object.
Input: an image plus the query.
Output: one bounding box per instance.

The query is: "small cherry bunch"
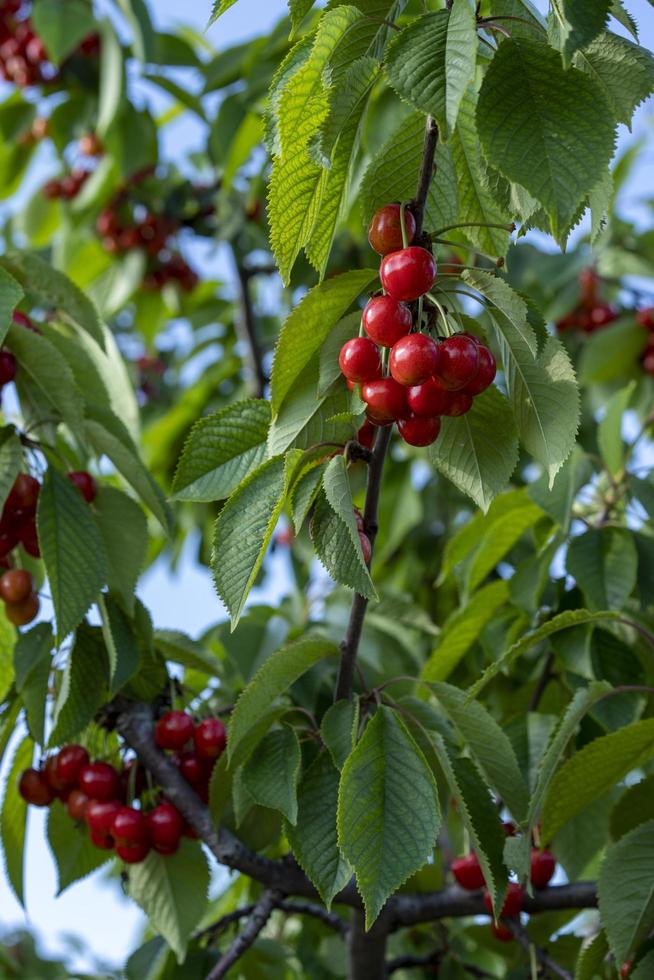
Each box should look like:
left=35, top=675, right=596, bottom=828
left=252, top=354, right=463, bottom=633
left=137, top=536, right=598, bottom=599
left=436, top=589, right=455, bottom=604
left=156, top=710, right=227, bottom=806
left=556, top=268, right=617, bottom=334
left=43, top=168, right=90, bottom=202
left=636, top=307, right=654, bottom=375
left=0, top=0, right=54, bottom=87
left=340, top=203, right=496, bottom=448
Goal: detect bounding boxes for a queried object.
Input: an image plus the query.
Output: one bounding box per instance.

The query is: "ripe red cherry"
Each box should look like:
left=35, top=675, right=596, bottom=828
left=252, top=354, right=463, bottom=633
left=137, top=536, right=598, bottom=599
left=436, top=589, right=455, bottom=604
left=578, top=268, right=598, bottom=308
left=463, top=345, right=496, bottom=396
left=368, top=203, right=416, bottom=256
left=503, top=821, right=516, bottom=837
left=530, top=849, right=556, bottom=888
left=358, top=532, right=372, bottom=564
left=147, top=802, right=184, bottom=855
left=407, top=377, right=453, bottom=418
left=0, top=351, right=16, bottom=385
left=637, top=307, right=654, bottom=331
left=155, top=710, right=195, bottom=751
left=588, top=303, right=617, bottom=329
left=491, top=922, right=514, bottom=942
left=67, top=471, right=97, bottom=503
left=176, top=751, right=211, bottom=800
left=357, top=420, right=376, bottom=449
left=338, top=338, right=382, bottom=384
left=86, top=799, right=122, bottom=849
left=20, top=520, right=40, bottom=558
left=194, top=718, right=227, bottom=762
left=0, top=568, right=32, bottom=605
left=483, top=882, right=523, bottom=918
left=5, top=474, right=40, bottom=514
left=380, top=247, right=436, bottom=302
left=361, top=378, right=408, bottom=424
left=55, top=745, right=90, bottom=789
left=18, top=768, right=55, bottom=807
left=389, top=334, right=439, bottom=386
left=5, top=592, right=39, bottom=627
left=435, top=335, right=480, bottom=391
left=397, top=414, right=441, bottom=447
left=556, top=312, right=577, bottom=332
left=78, top=762, right=121, bottom=801
left=362, top=295, right=412, bottom=348
left=111, top=806, right=149, bottom=847
left=452, top=853, right=484, bottom=891
left=66, top=789, right=89, bottom=822
left=116, top=840, right=150, bottom=863
left=444, top=391, right=473, bottom=417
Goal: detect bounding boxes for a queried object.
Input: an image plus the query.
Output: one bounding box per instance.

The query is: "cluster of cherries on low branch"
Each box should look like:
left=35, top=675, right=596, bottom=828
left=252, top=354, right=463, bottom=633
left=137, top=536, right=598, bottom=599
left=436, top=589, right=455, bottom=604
left=340, top=204, right=497, bottom=448
left=18, top=711, right=227, bottom=865
left=0, top=0, right=99, bottom=87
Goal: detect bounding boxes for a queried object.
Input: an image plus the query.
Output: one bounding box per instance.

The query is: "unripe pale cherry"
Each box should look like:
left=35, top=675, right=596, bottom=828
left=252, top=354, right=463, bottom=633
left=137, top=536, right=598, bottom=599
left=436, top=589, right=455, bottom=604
left=397, top=414, right=441, bottom=447
left=463, top=344, right=496, bottom=396
left=389, top=333, right=439, bottom=386
left=361, top=378, right=408, bottom=424
left=362, top=295, right=412, bottom=348
left=380, top=247, right=436, bottom=302
left=368, top=203, right=416, bottom=256
left=435, top=335, right=480, bottom=390
left=338, top=337, right=382, bottom=384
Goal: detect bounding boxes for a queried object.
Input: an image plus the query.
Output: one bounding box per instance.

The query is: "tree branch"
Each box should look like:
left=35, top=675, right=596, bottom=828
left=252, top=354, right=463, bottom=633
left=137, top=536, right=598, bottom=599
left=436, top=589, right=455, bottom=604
left=206, top=888, right=280, bottom=980
left=231, top=246, right=268, bottom=399
left=413, top=115, right=438, bottom=239
left=508, top=920, right=573, bottom=980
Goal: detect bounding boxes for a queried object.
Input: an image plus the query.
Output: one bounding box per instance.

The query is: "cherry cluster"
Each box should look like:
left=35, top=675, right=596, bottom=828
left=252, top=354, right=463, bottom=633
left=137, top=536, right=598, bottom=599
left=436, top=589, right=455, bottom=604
left=556, top=269, right=618, bottom=335
left=43, top=168, right=89, bottom=201
left=341, top=204, right=496, bottom=449
left=0, top=1, right=53, bottom=87
left=18, top=711, right=227, bottom=865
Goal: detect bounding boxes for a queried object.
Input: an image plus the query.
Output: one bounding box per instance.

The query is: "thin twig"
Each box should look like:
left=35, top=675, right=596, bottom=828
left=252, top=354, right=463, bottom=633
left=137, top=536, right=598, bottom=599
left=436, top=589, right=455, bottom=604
left=231, top=246, right=268, bottom=399
left=508, top=921, right=573, bottom=980
left=197, top=898, right=348, bottom=944
left=206, top=889, right=280, bottom=979
left=528, top=652, right=555, bottom=711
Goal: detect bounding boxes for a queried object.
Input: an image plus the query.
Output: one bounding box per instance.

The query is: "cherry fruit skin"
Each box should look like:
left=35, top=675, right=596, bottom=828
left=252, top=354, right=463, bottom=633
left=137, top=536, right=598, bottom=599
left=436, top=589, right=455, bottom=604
left=368, top=203, right=416, bottom=256
left=358, top=532, right=372, bottom=564
left=407, top=377, right=453, bottom=418
left=637, top=307, right=654, bottom=331
left=435, top=335, right=480, bottom=391
left=490, top=922, right=514, bottom=943
left=483, top=882, right=523, bottom=918
left=380, top=247, right=436, bottom=302
left=444, top=391, right=473, bottom=417
left=0, top=351, right=17, bottom=385
left=0, top=568, right=32, bottom=605
left=530, top=849, right=556, bottom=888
left=579, top=268, right=598, bottom=308
left=361, top=378, right=408, bottom=424
left=55, top=744, right=90, bottom=789
left=116, top=840, right=150, bottom=864
left=67, top=471, right=97, bottom=503
left=356, top=420, right=376, bottom=449
left=5, top=592, right=39, bottom=627
left=67, top=789, right=89, bottom=822
left=111, top=806, right=149, bottom=846
left=147, top=802, right=184, bottom=855
left=6, top=474, right=40, bottom=515
left=397, top=414, right=441, bottom=447
left=194, top=718, right=227, bottom=762
left=463, top=345, right=496, bottom=396
left=389, top=333, right=439, bottom=387
left=86, top=799, right=122, bottom=849
left=451, top=854, right=484, bottom=891
left=19, top=768, right=55, bottom=807
left=362, top=295, right=412, bottom=348
left=155, top=710, right=195, bottom=751
left=20, top=520, right=40, bottom=559
left=79, top=762, right=121, bottom=802
left=339, top=338, right=382, bottom=384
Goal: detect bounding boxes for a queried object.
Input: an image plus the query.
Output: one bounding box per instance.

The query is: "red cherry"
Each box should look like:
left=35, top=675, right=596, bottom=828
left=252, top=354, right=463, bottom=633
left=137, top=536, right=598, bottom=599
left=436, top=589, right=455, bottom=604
left=176, top=751, right=211, bottom=801
left=111, top=806, right=149, bottom=847
left=588, top=303, right=617, bottom=329
left=556, top=312, right=578, bottom=332
left=643, top=350, right=654, bottom=375
left=578, top=268, right=598, bottom=308
left=85, top=799, right=122, bottom=849
left=54, top=745, right=90, bottom=789
left=0, top=351, right=16, bottom=385
left=18, top=768, right=55, bottom=807
left=368, top=203, right=416, bottom=256
left=0, top=568, right=32, bottom=604
left=338, top=338, right=382, bottom=384
left=380, top=247, right=436, bottom=302
left=44, top=755, right=64, bottom=793
left=78, top=762, right=121, bottom=801
left=155, top=710, right=194, bottom=751
left=357, top=420, right=376, bottom=449
left=503, top=821, right=516, bottom=837
left=20, top=519, right=40, bottom=558
left=389, top=334, right=439, bottom=386
left=490, top=922, right=514, bottom=942
left=435, top=335, right=480, bottom=391
left=637, top=307, right=654, bottom=331
left=462, top=345, right=496, bottom=395
left=67, top=471, right=97, bottom=503
left=444, top=390, right=473, bottom=417
left=530, top=849, right=556, bottom=888
left=5, top=474, right=40, bottom=515
left=452, top=853, right=484, bottom=891
left=147, top=803, right=184, bottom=856
left=66, top=789, right=89, bottom=822
left=5, top=592, right=39, bottom=627
left=483, top=882, right=523, bottom=918
left=194, top=718, right=227, bottom=762
left=620, top=960, right=634, bottom=979
left=361, top=378, right=408, bottom=424
left=116, top=840, right=150, bottom=863
left=362, top=295, right=412, bottom=347
left=358, top=532, right=372, bottom=564
left=407, top=378, right=454, bottom=418
left=0, top=522, right=19, bottom=558
left=397, top=414, right=441, bottom=447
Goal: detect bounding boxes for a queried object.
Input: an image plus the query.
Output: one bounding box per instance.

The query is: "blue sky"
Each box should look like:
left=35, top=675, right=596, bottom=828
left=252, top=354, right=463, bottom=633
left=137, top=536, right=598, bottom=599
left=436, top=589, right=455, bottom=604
left=0, top=0, right=652, bottom=971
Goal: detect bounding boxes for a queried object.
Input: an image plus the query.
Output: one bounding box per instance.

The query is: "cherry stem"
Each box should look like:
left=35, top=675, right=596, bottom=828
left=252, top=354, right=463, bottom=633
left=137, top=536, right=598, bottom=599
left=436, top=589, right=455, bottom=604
left=400, top=201, right=410, bottom=249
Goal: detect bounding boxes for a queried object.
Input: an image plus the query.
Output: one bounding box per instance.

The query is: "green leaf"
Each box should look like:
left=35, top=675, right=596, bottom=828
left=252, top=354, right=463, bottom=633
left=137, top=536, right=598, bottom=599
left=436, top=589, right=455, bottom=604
left=129, top=841, right=209, bottom=964
left=598, top=821, right=654, bottom=964
left=172, top=400, right=271, bottom=502
left=208, top=0, right=239, bottom=26
left=567, top=528, right=638, bottom=611
left=31, top=0, right=97, bottom=62
left=14, top=624, right=53, bottom=746
left=289, top=0, right=316, bottom=35
left=321, top=698, right=359, bottom=770
left=528, top=446, right=593, bottom=534
left=268, top=365, right=353, bottom=456
left=338, top=707, right=440, bottom=927
left=154, top=630, right=222, bottom=678
left=476, top=38, right=615, bottom=241
left=632, top=952, right=654, bottom=980
left=422, top=580, right=510, bottom=682
left=1, top=735, right=32, bottom=906
left=0, top=427, right=22, bottom=513
left=271, top=269, right=377, bottom=416
left=541, top=719, right=654, bottom=842
left=100, top=595, right=141, bottom=695
left=597, top=381, right=635, bottom=477
left=610, top=776, right=654, bottom=841
left=579, top=318, right=646, bottom=384
left=290, top=460, right=327, bottom=532
left=428, top=386, right=519, bottom=512
left=93, top=487, right=148, bottom=615
left=574, top=929, right=609, bottom=980
left=440, top=488, right=532, bottom=580
left=97, top=19, right=125, bottom=138
left=429, top=682, right=529, bottom=823
left=287, top=752, right=351, bottom=908
left=0, top=608, right=15, bottom=705
left=466, top=499, right=545, bottom=592
left=50, top=625, right=109, bottom=746
left=0, top=267, right=23, bottom=346
left=311, top=488, right=377, bottom=599
left=37, top=467, right=107, bottom=642
left=47, top=800, right=110, bottom=895
left=609, top=0, right=639, bottom=41
left=549, top=0, right=611, bottom=66
left=115, top=0, right=155, bottom=62
left=242, top=726, right=301, bottom=824
left=574, top=32, right=654, bottom=128
left=228, top=637, right=339, bottom=764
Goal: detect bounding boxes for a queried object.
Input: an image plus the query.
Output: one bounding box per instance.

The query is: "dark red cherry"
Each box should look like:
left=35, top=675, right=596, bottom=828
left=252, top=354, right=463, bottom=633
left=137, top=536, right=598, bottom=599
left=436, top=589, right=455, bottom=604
left=54, top=745, right=90, bottom=790
left=389, top=333, right=439, bottom=386
left=362, top=295, right=412, bottom=347
left=397, top=414, right=441, bottom=447
left=463, top=345, right=496, bottom=395
left=5, top=592, right=39, bottom=626
left=452, top=853, right=485, bottom=891
left=435, top=335, right=480, bottom=391
left=368, top=203, right=416, bottom=256
left=578, top=268, right=598, bottom=308
left=407, top=377, right=453, bottom=417
left=18, top=768, right=55, bottom=807
left=0, top=351, right=17, bottom=385
left=67, top=471, right=97, bottom=503
left=530, top=849, right=556, bottom=889
left=5, top=474, right=40, bottom=515
left=0, top=568, right=32, bottom=605
left=147, top=802, right=184, bottom=856
left=78, top=762, right=121, bottom=802
left=111, top=806, right=149, bottom=846
left=380, top=247, right=436, bottom=302
left=637, top=307, right=654, bottom=331
left=338, top=338, right=382, bottom=384
left=356, top=420, right=376, bottom=449
left=361, top=378, right=408, bottom=424
left=66, top=789, right=89, bottom=822
left=358, top=532, right=372, bottom=564
left=194, top=718, right=227, bottom=762
left=86, top=799, right=122, bottom=849
left=444, top=390, right=473, bottom=417
left=483, top=882, right=523, bottom=918
left=155, top=710, right=195, bottom=751
left=491, top=922, right=514, bottom=942
left=19, top=519, right=40, bottom=558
